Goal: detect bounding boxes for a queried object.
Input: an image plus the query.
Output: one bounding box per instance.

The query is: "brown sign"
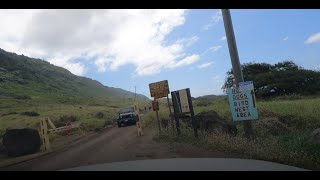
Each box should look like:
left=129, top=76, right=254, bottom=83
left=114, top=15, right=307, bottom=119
left=152, top=100, right=159, bottom=111
left=149, top=80, right=169, bottom=99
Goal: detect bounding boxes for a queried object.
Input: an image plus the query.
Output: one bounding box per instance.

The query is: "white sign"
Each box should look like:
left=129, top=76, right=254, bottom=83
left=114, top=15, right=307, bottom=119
left=179, top=89, right=189, bottom=113
left=227, top=87, right=258, bottom=121
left=239, top=81, right=254, bottom=91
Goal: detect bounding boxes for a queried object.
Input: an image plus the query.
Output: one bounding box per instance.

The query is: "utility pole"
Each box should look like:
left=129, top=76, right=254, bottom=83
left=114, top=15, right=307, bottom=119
left=221, top=9, right=255, bottom=140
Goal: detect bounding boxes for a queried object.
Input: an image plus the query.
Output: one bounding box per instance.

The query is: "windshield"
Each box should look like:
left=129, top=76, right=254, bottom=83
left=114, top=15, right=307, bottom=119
left=119, top=107, right=134, bottom=114
left=0, top=9, right=319, bottom=171
left=119, top=114, right=133, bottom=119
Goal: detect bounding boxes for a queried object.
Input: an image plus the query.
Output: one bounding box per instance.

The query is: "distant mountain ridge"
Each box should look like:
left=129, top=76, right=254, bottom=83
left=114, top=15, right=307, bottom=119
left=196, top=94, right=226, bottom=99
left=0, top=48, right=149, bottom=101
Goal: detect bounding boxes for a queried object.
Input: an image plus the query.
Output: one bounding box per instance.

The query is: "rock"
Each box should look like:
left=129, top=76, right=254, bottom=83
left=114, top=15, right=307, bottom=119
left=2, top=128, right=41, bottom=157
left=194, top=110, right=237, bottom=135
left=310, top=128, right=320, bottom=142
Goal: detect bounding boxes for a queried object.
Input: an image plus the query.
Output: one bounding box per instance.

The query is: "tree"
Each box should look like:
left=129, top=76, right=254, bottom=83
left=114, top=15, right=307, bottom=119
left=222, top=60, right=320, bottom=98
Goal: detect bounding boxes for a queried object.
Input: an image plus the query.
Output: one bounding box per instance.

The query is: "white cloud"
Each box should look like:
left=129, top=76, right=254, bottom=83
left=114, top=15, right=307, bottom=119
left=202, top=10, right=222, bottom=31
left=198, top=62, right=213, bottom=69
left=283, top=36, right=289, bottom=41
left=305, top=32, right=320, bottom=44
left=212, top=10, right=222, bottom=23
left=168, top=55, right=200, bottom=69
left=200, top=45, right=222, bottom=57
left=0, top=9, right=199, bottom=76
left=220, top=36, right=226, bottom=41
left=48, top=55, right=86, bottom=75
left=210, top=45, right=222, bottom=52
left=176, top=36, right=199, bottom=47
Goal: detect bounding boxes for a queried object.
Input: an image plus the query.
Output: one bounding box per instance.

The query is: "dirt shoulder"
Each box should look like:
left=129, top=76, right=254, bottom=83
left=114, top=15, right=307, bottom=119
left=0, top=125, right=229, bottom=171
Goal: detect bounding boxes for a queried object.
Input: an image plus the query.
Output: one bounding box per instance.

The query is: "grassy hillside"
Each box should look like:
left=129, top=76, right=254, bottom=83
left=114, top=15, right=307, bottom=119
left=141, top=96, right=320, bottom=170
left=0, top=48, right=150, bottom=147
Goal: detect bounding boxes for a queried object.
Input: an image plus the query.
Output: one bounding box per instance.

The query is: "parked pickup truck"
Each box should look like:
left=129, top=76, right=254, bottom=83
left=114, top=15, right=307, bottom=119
left=117, top=106, right=138, bottom=128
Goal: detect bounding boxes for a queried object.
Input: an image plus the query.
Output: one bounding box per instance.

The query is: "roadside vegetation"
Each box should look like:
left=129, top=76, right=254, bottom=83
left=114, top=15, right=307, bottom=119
left=141, top=96, right=320, bottom=170
left=0, top=94, right=150, bottom=148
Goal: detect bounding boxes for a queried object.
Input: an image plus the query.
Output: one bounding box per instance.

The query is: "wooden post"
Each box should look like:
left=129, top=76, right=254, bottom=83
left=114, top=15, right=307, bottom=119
left=40, top=118, right=50, bottom=151
left=171, top=91, right=181, bottom=135
left=187, top=88, right=198, bottom=138
left=167, top=95, right=175, bottom=132
left=156, top=111, right=161, bottom=133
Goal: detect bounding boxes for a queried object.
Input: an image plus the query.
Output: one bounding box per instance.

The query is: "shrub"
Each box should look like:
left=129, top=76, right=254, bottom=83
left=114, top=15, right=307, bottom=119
left=52, top=115, right=79, bottom=127
left=94, top=112, right=104, bottom=119
left=195, top=99, right=212, bottom=107
left=2, top=112, right=18, bottom=116
left=20, top=111, right=40, bottom=116
left=80, top=119, right=104, bottom=132
left=14, top=95, right=32, bottom=100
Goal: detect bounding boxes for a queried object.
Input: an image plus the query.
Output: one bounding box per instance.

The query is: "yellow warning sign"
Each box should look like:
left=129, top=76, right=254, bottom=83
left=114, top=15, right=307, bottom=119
left=149, top=80, right=170, bottom=99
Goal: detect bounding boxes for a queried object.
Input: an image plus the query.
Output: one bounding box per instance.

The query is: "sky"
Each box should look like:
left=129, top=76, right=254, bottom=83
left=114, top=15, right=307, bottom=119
left=0, top=9, right=319, bottom=98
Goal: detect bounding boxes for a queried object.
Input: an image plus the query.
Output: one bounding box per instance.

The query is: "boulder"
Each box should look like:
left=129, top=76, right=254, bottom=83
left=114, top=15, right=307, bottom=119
left=2, top=128, right=41, bottom=157
left=194, top=110, right=237, bottom=135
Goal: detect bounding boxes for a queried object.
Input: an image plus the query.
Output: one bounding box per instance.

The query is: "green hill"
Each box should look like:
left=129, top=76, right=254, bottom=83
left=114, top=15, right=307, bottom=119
left=0, top=48, right=151, bottom=137
left=0, top=48, right=149, bottom=102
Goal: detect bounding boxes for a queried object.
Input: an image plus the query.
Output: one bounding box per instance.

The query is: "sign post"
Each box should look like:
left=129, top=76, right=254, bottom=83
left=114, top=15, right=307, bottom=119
left=149, top=80, right=170, bottom=134
left=152, top=100, right=161, bottom=132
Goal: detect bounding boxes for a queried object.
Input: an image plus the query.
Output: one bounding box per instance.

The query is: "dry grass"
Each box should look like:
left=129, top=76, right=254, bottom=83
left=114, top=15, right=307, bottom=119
left=142, top=96, right=320, bottom=170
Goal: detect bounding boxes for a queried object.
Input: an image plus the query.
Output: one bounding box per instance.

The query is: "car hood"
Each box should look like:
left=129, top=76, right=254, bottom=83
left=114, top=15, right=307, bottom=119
left=62, top=158, right=308, bottom=171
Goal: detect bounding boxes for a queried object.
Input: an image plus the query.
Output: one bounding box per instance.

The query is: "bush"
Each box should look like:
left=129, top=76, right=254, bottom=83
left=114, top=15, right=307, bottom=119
left=94, top=112, right=104, bottom=119
left=155, top=121, right=320, bottom=170
left=274, top=94, right=303, bottom=101
left=0, top=129, right=5, bottom=138
left=80, top=119, right=104, bottom=132
left=195, top=99, right=212, bottom=107
left=52, top=115, right=79, bottom=127
left=14, top=95, right=32, bottom=100
left=104, top=120, right=113, bottom=127
left=2, top=112, right=18, bottom=116
left=20, top=111, right=40, bottom=116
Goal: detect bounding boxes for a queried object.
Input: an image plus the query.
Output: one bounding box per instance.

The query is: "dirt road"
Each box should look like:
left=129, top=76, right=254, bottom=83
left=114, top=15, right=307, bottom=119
left=0, top=125, right=228, bottom=171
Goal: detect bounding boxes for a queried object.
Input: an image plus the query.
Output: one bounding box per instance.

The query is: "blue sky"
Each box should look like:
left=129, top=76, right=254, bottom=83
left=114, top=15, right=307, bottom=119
left=1, top=10, right=320, bottom=98
left=84, top=9, right=320, bottom=98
